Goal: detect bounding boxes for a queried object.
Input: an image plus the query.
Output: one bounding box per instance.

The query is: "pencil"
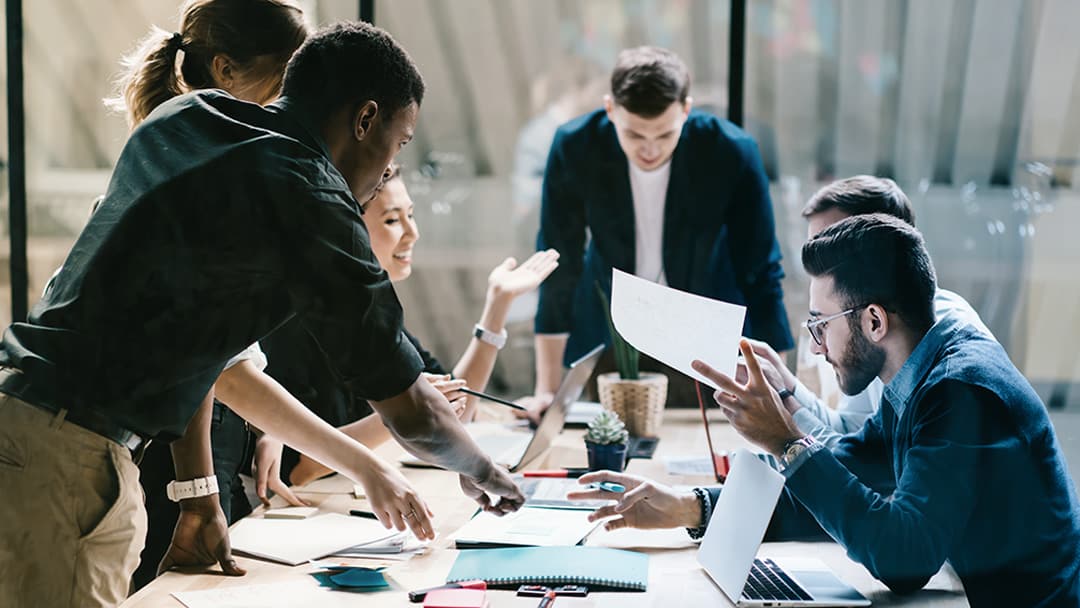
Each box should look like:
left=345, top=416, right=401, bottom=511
left=458, top=387, right=528, bottom=411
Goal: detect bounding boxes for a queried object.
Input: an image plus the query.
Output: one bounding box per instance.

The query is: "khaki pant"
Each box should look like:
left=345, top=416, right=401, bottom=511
left=0, top=394, right=146, bottom=607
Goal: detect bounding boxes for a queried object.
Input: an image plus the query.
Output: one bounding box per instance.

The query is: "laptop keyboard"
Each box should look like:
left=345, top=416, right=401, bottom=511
left=742, top=558, right=813, bottom=602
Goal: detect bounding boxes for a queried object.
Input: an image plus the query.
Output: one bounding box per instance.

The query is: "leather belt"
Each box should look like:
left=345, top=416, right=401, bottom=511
left=0, top=367, right=147, bottom=452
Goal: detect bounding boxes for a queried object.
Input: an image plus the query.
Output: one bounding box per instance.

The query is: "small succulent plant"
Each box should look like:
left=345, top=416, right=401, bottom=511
left=585, top=410, right=629, bottom=445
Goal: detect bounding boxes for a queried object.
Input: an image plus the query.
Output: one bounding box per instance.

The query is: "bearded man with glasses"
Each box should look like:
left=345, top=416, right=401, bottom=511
left=573, top=213, right=1080, bottom=607
left=740, top=176, right=992, bottom=449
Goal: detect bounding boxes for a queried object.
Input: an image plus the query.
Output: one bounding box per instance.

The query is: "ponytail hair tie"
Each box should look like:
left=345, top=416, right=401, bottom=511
left=168, top=32, right=185, bottom=51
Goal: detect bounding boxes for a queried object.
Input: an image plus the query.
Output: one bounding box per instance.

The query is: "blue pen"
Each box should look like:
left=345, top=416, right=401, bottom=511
left=588, top=481, right=626, bottom=493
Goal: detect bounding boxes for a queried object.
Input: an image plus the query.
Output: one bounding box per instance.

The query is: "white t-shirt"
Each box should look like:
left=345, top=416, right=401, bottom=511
left=628, top=160, right=671, bottom=285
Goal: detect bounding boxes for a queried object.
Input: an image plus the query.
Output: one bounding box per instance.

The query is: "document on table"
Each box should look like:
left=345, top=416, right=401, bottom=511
left=229, top=513, right=398, bottom=565
left=452, top=506, right=601, bottom=548
left=328, top=530, right=430, bottom=560
left=665, top=455, right=722, bottom=476
left=173, top=581, right=323, bottom=608
left=610, top=269, right=746, bottom=388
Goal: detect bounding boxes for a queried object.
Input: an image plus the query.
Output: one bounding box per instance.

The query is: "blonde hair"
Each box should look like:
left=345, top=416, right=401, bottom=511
left=105, top=0, right=308, bottom=129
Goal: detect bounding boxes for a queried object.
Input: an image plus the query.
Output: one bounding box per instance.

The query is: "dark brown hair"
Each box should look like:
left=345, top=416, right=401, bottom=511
left=610, top=46, right=690, bottom=118
left=105, top=0, right=308, bottom=128
left=802, top=175, right=916, bottom=226
left=802, top=214, right=936, bottom=334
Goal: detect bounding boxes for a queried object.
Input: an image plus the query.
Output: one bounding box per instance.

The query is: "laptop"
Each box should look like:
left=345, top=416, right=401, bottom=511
left=697, top=450, right=871, bottom=607
left=402, top=344, right=604, bottom=472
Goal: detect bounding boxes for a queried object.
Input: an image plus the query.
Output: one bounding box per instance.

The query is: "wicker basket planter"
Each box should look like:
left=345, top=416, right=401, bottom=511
left=596, top=372, right=668, bottom=437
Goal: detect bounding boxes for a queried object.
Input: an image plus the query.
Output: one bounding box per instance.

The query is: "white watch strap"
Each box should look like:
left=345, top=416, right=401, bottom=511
left=473, top=324, right=507, bottom=349
left=167, top=475, right=220, bottom=502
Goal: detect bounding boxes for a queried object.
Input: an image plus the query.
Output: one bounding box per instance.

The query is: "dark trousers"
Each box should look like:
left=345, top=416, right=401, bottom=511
left=132, top=401, right=254, bottom=590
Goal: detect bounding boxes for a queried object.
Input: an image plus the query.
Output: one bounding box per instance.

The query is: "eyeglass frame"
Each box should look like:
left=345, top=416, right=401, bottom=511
left=804, top=304, right=871, bottom=346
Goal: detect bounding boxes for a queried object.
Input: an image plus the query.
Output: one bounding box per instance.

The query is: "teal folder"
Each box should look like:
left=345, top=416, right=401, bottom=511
left=446, top=546, right=648, bottom=591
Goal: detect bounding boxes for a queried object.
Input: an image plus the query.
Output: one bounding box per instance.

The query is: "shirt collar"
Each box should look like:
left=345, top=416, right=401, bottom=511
left=265, top=96, right=334, bottom=161
left=882, top=314, right=964, bottom=417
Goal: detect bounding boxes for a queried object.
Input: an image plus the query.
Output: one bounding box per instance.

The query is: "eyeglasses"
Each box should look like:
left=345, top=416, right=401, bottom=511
left=804, top=304, right=869, bottom=346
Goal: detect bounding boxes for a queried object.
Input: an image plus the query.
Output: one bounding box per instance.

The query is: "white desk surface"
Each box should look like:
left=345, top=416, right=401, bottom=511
left=122, top=410, right=968, bottom=607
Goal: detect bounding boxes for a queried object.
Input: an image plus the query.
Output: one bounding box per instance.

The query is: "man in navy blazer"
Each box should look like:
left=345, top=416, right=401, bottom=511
left=531, top=46, right=793, bottom=407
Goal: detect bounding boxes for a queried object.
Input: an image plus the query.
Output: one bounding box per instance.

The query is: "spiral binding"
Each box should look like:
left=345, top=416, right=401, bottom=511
left=447, top=574, right=645, bottom=591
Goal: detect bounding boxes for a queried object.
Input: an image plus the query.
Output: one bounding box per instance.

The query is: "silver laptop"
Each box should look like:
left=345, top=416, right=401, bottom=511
left=698, top=449, right=870, bottom=607
left=403, top=344, right=604, bottom=472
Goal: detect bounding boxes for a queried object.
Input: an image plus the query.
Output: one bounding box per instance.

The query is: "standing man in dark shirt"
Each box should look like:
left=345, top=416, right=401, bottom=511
left=0, top=22, right=522, bottom=607
left=531, top=46, right=792, bottom=410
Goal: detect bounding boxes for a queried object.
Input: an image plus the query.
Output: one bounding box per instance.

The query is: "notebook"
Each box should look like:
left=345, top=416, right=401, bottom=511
left=451, top=506, right=601, bottom=548
left=697, top=449, right=870, bottom=606
left=446, top=546, right=648, bottom=591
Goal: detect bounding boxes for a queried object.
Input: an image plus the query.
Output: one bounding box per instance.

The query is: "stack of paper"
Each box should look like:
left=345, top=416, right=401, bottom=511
left=329, top=530, right=429, bottom=561
left=229, top=513, right=399, bottom=565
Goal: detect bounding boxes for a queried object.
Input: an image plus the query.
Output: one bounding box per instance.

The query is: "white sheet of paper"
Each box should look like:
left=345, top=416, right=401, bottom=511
left=565, top=400, right=605, bottom=425
left=611, top=269, right=746, bottom=388
left=229, top=513, right=397, bottom=566
left=291, top=473, right=363, bottom=497
left=451, top=506, right=601, bottom=547
left=173, top=581, right=325, bottom=608
left=665, top=455, right=721, bottom=476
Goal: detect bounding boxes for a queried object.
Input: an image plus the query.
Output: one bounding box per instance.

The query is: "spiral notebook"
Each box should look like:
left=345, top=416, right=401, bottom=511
left=446, top=546, right=648, bottom=591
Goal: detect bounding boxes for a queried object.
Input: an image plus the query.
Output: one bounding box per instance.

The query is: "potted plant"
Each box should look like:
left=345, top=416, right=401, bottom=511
left=585, top=409, right=629, bottom=472
left=595, top=285, right=668, bottom=437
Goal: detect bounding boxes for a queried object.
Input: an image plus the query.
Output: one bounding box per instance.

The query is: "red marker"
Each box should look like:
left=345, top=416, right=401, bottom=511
left=408, top=580, right=486, bottom=603
left=537, top=589, right=557, bottom=608
left=522, top=469, right=588, bottom=479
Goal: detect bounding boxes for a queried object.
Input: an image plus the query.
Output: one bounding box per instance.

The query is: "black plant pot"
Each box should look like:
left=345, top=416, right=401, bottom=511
left=585, top=440, right=628, bottom=472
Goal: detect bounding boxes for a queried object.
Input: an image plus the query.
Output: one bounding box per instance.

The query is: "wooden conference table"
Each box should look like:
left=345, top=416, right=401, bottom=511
left=123, top=410, right=968, bottom=607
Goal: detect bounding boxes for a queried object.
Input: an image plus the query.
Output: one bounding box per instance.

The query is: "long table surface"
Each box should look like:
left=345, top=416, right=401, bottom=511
left=122, top=409, right=968, bottom=607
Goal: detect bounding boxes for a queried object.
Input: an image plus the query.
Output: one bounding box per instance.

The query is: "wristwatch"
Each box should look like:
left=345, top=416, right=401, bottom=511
left=779, top=436, right=818, bottom=469
left=166, top=476, right=220, bottom=502
left=473, top=324, right=507, bottom=350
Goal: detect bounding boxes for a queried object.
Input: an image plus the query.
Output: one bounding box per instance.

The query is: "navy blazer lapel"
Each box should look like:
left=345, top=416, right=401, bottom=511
left=601, top=122, right=636, bottom=276
left=662, top=143, right=691, bottom=288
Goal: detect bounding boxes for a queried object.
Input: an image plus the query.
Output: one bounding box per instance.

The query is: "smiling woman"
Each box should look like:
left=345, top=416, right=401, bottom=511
left=275, top=163, right=561, bottom=487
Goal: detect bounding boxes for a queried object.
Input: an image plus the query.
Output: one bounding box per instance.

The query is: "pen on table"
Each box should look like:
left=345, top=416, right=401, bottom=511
left=586, top=481, right=626, bottom=493
left=349, top=509, right=378, bottom=520
left=523, top=468, right=589, bottom=478
left=407, top=580, right=487, bottom=603
left=537, top=589, right=557, bottom=608
left=458, top=387, right=528, bottom=411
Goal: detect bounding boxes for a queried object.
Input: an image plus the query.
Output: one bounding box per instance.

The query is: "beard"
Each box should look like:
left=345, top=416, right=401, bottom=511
left=832, top=324, right=886, bottom=396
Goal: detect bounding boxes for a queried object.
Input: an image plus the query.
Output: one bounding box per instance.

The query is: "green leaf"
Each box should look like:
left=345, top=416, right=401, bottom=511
left=595, top=281, right=639, bottom=380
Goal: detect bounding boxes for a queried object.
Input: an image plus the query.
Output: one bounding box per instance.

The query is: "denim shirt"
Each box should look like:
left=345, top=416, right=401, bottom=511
left=776, top=315, right=1080, bottom=607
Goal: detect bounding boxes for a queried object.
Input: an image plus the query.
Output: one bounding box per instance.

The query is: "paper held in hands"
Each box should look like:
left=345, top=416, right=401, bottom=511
left=610, top=269, right=746, bottom=388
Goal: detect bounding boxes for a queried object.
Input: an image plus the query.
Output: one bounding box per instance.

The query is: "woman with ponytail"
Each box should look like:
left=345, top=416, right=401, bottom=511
left=101, top=0, right=311, bottom=594
left=106, top=0, right=308, bottom=128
